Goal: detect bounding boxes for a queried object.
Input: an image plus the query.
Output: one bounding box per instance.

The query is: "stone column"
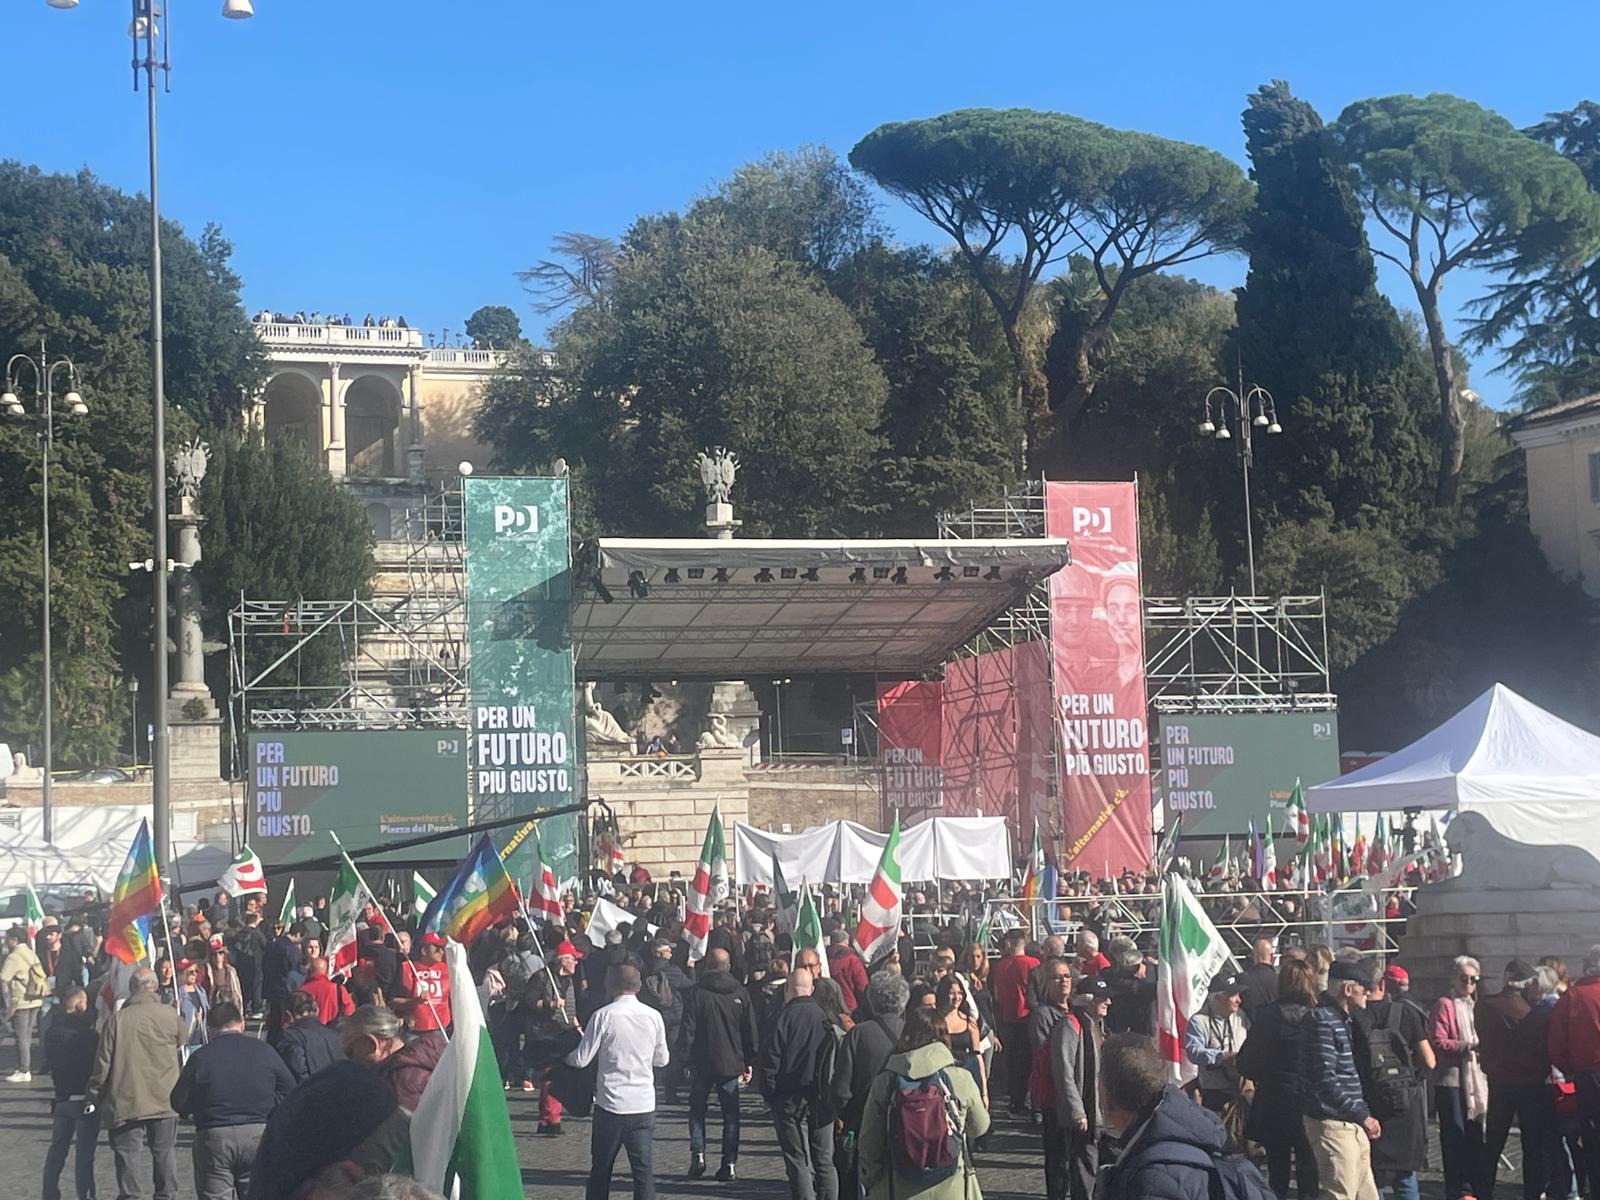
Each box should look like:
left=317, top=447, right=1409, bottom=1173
left=166, top=471, right=223, bottom=783
left=326, top=360, right=347, bottom=479
left=406, top=362, right=426, bottom=482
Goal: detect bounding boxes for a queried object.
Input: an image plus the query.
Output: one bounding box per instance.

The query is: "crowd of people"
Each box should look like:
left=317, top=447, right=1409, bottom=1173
left=1, top=872, right=1589, bottom=1200
left=251, top=311, right=408, bottom=330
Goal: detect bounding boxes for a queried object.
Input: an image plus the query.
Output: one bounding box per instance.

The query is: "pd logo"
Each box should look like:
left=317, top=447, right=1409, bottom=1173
left=1071, top=506, right=1112, bottom=536
left=492, top=504, right=540, bottom=536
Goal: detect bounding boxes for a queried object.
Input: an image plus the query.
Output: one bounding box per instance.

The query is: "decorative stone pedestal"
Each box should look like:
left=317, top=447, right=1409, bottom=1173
left=1398, top=883, right=1600, bottom=1001
left=168, top=715, right=224, bottom=783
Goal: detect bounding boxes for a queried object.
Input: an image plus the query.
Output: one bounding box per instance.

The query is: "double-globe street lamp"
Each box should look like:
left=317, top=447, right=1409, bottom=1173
left=45, top=0, right=252, bottom=871
left=1199, top=377, right=1282, bottom=597
left=3, top=344, right=89, bottom=844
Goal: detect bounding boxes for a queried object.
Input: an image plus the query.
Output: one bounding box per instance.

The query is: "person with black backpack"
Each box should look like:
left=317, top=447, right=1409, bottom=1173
left=1353, top=966, right=1435, bottom=1200
left=857, top=1007, right=989, bottom=1200
left=760, top=967, right=839, bottom=1200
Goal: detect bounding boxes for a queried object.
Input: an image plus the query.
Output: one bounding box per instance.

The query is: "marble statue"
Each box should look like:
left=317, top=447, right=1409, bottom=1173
left=697, top=447, right=738, bottom=504
left=583, top=682, right=632, bottom=746
left=1440, top=811, right=1600, bottom=891
left=697, top=712, right=742, bottom=750
left=171, top=438, right=209, bottom=499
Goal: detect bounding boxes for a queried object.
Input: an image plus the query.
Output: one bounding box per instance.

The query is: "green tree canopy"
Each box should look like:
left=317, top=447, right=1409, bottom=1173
left=1331, top=93, right=1600, bottom=504
left=850, top=108, right=1251, bottom=462
left=0, top=162, right=263, bottom=764
left=480, top=214, right=887, bottom=536
left=1232, top=81, right=1437, bottom=527
left=463, top=304, right=524, bottom=349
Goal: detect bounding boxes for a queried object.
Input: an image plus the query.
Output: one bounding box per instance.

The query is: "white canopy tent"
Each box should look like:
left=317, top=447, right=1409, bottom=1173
left=1307, top=683, right=1600, bottom=862
left=734, top=817, right=1012, bottom=886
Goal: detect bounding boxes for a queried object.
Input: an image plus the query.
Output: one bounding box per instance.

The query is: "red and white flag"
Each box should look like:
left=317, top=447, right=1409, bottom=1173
left=853, top=815, right=903, bottom=964
left=531, top=832, right=563, bottom=924
left=1286, top=779, right=1309, bottom=846
left=1261, top=824, right=1278, bottom=888
left=218, top=844, right=267, bottom=898
left=683, top=806, right=726, bottom=963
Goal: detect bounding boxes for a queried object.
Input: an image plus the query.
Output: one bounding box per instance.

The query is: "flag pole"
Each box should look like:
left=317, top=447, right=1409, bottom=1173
left=329, top=831, right=449, bottom=1039
left=509, top=836, right=575, bottom=1030
left=156, top=889, right=181, bottom=1011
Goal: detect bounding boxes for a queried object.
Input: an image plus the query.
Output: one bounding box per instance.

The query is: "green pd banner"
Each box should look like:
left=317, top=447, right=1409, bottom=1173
left=247, top=731, right=467, bottom=866
left=463, top=476, right=579, bottom=888
left=1155, top=712, right=1340, bottom=837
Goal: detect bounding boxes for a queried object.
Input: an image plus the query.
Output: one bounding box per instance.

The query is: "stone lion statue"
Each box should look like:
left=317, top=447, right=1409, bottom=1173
left=583, top=682, right=632, bottom=747
left=697, top=712, right=742, bottom=750
left=1440, top=811, right=1600, bottom=891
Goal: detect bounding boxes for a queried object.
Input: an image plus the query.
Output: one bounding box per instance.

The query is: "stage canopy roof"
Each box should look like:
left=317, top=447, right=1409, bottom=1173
left=574, top=537, right=1070, bottom=679
left=1307, top=683, right=1600, bottom=858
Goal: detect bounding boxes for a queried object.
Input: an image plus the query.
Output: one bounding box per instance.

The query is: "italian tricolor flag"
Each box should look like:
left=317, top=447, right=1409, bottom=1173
left=683, top=806, right=726, bottom=963
left=1287, top=778, right=1309, bottom=846
left=22, top=883, right=43, bottom=941
left=405, top=940, right=521, bottom=1198
left=326, top=851, right=370, bottom=978
left=530, top=832, right=563, bottom=925
left=1156, top=873, right=1230, bottom=1083
left=1019, top=818, right=1044, bottom=903
left=792, top=883, right=830, bottom=978
left=853, top=815, right=902, bottom=964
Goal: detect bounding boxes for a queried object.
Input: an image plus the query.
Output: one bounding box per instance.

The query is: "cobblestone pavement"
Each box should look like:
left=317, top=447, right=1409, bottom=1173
left=0, top=1036, right=1505, bottom=1199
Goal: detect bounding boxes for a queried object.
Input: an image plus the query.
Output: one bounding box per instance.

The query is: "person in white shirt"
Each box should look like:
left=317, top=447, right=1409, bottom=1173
left=566, top=963, right=669, bottom=1200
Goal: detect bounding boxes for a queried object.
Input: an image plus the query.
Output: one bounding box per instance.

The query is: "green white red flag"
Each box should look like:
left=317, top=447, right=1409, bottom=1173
left=683, top=806, right=726, bottom=963
left=791, top=883, right=830, bottom=978
left=277, top=877, right=297, bottom=927
left=413, top=872, right=438, bottom=923
left=1156, top=873, right=1231, bottom=1083
left=218, top=844, right=267, bottom=898
left=326, top=851, right=372, bottom=977
left=853, top=815, right=902, bottom=963
left=1287, top=778, right=1309, bottom=845
left=404, top=940, right=522, bottom=1197
left=1019, top=818, right=1045, bottom=903
left=1209, top=834, right=1230, bottom=881
left=530, top=832, right=563, bottom=924
left=22, top=883, right=43, bottom=941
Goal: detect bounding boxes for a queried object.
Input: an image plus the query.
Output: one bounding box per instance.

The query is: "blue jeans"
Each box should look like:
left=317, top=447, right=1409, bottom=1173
left=588, top=1107, right=655, bottom=1200
left=43, top=1101, right=99, bottom=1200
left=1381, top=1171, right=1420, bottom=1200
left=689, top=1074, right=740, bottom=1164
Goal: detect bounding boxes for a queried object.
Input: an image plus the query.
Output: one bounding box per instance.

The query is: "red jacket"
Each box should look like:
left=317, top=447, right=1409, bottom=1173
left=827, top=944, right=869, bottom=1015
left=297, top=975, right=354, bottom=1025
left=1550, top=975, right=1600, bottom=1076
left=990, top=952, right=1040, bottom=1024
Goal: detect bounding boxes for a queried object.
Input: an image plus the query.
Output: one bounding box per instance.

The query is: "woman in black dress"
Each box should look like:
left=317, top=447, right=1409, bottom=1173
left=935, top=972, right=989, bottom=1112
left=1238, top=957, right=1319, bottom=1199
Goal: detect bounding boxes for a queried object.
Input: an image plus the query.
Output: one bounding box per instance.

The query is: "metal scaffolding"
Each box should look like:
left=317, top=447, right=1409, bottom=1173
left=1144, top=594, right=1335, bottom=713
left=227, top=484, right=470, bottom=758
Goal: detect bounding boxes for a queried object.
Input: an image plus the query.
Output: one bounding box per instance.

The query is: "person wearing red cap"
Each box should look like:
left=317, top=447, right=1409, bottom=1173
left=397, top=933, right=453, bottom=1035
left=525, top=940, right=584, bottom=1134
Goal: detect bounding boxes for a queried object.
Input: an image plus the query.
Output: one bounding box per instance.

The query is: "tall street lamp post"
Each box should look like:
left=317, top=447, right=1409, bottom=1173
left=1199, top=372, right=1282, bottom=597
left=49, top=0, right=253, bottom=871
left=3, top=342, right=89, bottom=844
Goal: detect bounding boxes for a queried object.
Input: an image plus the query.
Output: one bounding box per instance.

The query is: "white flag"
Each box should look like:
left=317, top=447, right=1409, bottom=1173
left=1155, top=873, right=1231, bottom=1083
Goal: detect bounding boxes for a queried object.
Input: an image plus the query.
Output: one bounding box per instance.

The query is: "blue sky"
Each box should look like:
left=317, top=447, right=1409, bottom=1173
left=7, top=0, right=1600, bottom=410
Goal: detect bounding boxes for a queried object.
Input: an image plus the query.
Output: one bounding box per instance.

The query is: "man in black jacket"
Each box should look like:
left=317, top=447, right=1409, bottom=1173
left=227, top=913, right=267, bottom=1018
left=42, top=987, right=100, bottom=1200
left=171, top=1002, right=295, bottom=1200
left=760, top=969, right=837, bottom=1200
left=1239, top=938, right=1279, bottom=1022
left=643, top=938, right=692, bottom=1101
left=831, top=970, right=909, bottom=1200
left=277, top=991, right=345, bottom=1084
left=681, top=948, right=759, bottom=1181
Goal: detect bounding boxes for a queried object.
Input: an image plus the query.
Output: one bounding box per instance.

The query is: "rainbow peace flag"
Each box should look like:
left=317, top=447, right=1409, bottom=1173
left=105, top=819, right=162, bottom=965
left=416, top=835, right=521, bottom=949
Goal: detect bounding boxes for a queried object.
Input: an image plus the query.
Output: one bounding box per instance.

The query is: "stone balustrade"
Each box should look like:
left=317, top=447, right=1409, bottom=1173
left=254, top=322, right=423, bottom=349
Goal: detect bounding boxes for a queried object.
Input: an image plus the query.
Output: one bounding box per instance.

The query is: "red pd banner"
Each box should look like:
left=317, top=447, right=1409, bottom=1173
left=1044, top=481, right=1153, bottom=873
left=876, top=679, right=945, bottom=812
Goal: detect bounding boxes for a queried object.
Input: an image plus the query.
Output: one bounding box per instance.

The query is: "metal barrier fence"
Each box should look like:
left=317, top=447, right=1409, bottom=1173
left=894, top=884, right=1414, bottom=965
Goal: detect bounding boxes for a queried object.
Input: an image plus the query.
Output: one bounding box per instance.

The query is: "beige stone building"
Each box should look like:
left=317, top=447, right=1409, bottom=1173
left=250, top=319, right=552, bottom=535
left=1510, top=395, right=1600, bottom=598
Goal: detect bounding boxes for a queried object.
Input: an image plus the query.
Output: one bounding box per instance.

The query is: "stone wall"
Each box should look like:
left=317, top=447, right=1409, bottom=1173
left=745, top=767, right=881, bottom=832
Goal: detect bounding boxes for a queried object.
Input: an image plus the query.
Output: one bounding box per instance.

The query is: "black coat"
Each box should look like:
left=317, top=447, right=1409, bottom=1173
left=681, top=969, right=759, bottom=1079
left=45, top=1010, right=100, bottom=1101
left=759, top=995, right=831, bottom=1100
left=642, top=957, right=692, bottom=1041
left=277, top=1017, right=345, bottom=1085
left=1239, top=961, right=1279, bottom=1022
left=1102, top=1084, right=1242, bottom=1200
left=830, top=1012, right=904, bottom=1133
left=1238, top=998, right=1313, bottom=1144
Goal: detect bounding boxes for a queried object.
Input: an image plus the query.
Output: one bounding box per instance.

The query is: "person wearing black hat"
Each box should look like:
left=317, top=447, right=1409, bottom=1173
left=1304, top=959, right=1380, bottom=1200
left=1184, top=971, right=1249, bottom=1114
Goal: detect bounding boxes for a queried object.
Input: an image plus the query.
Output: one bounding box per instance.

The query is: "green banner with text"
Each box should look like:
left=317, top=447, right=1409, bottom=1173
left=463, top=476, right=579, bottom=890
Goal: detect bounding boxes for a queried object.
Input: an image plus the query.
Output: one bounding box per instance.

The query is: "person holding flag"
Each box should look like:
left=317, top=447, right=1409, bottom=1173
left=217, top=844, right=267, bottom=903
left=1156, top=873, right=1232, bottom=1083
